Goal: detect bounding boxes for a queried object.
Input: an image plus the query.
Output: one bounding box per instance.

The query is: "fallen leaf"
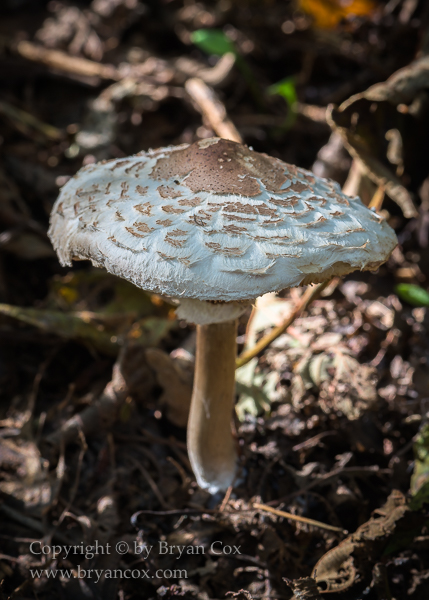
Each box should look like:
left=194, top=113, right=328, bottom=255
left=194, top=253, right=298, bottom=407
left=0, top=303, right=174, bottom=355
left=235, top=358, right=279, bottom=420
left=292, top=347, right=377, bottom=418
left=299, top=0, right=376, bottom=30
left=0, top=439, right=58, bottom=516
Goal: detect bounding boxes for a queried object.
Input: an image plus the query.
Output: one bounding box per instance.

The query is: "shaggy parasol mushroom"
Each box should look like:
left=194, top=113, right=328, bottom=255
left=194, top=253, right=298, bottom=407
left=49, top=137, right=397, bottom=493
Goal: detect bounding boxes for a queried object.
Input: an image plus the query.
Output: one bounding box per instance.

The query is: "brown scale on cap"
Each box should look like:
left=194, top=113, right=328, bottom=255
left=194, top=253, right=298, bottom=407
left=223, top=202, right=258, bottom=214
left=178, top=197, right=202, bottom=206
left=136, top=185, right=148, bottom=195
left=308, top=195, right=327, bottom=206
left=288, top=181, right=308, bottom=193
left=134, top=202, right=152, bottom=215
left=157, top=185, right=183, bottom=199
left=110, top=159, right=132, bottom=170
left=224, top=213, right=256, bottom=222
left=269, top=197, right=299, bottom=208
left=133, top=222, right=154, bottom=233
left=223, top=224, right=248, bottom=234
left=149, top=138, right=289, bottom=196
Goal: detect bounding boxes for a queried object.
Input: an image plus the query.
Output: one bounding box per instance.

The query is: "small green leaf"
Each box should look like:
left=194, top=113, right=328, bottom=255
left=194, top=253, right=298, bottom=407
left=268, top=77, right=298, bottom=130
left=268, top=77, right=298, bottom=106
left=191, top=29, right=236, bottom=56
left=409, top=423, right=429, bottom=510
left=191, top=28, right=265, bottom=109
left=395, top=283, right=429, bottom=307
left=235, top=359, right=276, bottom=421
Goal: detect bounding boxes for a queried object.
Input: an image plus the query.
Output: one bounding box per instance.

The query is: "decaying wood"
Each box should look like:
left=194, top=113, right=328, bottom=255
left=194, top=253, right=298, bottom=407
left=285, top=576, right=323, bottom=599
left=312, top=490, right=415, bottom=593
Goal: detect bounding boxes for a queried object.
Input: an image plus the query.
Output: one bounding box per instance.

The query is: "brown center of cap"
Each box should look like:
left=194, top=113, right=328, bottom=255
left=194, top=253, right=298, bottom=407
left=149, top=138, right=289, bottom=197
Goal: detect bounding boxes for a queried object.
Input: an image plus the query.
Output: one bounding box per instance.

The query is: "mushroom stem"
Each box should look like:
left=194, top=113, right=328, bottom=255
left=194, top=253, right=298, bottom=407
left=187, top=319, right=238, bottom=493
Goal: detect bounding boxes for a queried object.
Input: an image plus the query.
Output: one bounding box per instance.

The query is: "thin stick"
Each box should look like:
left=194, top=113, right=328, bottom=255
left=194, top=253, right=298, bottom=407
left=130, top=457, right=170, bottom=510
left=56, top=430, right=87, bottom=528
left=219, top=485, right=233, bottom=512
left=0, top=100, right=63, bottom=140
left=15, top=40, right=119, bottom=81
left=368, top=185, right=385, bottom=212
left=131, top=504, right=345, bottom=534
left=253, top=503, right=345, bottom=533
left=236, top=281, right=329, bottom=369
left=185, top=77, right=243, bottom=143
left=0, top=505, right=73, bottom=545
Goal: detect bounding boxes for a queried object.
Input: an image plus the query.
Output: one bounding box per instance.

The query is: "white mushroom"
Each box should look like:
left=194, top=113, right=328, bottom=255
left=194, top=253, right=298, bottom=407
left=49, top=137, right=398, bottom=493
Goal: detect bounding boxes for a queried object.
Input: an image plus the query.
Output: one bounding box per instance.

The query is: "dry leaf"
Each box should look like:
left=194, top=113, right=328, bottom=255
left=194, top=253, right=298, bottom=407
left=292, top=347, right=377, bottom=418
left=0, top=439, right=58, bottom=516
left=299, top=0, right=376, bottom=30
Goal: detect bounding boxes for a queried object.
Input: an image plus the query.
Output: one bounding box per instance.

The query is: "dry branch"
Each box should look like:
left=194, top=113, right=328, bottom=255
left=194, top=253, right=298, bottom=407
left=15, top=40, right=119, bottom=80
left=185, top=77, right=243, bottom=143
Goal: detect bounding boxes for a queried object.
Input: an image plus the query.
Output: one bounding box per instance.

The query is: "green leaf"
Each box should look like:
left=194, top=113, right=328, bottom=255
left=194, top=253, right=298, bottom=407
left=191, top=29, right=236, bottom=56
left=268, top=77, right=298, bottom=106
left=409, top=423, right=429, bottom=510
left=268, top=77, right=298, bottom=130
left=191, top=28, right=266, bottom=109
left=235, top=358, right=277, bottom=421
left=395, top=283, right=429, bottom=307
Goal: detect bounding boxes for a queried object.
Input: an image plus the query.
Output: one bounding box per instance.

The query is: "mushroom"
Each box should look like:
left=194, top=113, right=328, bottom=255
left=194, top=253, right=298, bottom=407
left=48, top=138, right=397, bottom=493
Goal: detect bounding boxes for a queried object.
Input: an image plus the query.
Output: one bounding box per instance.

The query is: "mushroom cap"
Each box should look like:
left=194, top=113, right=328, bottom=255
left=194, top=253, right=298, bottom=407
left=49, top=138, right=397, bottom=301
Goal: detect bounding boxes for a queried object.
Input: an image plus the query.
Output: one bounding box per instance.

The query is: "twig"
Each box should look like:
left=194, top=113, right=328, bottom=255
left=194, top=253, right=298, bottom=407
left=15, top=40, right=119, bottom=81
left=0, top=505, right=73, bottom=545
left=114, top=430, right=192, bottom=471
left=368, top=184, right=385, bottom=211
left=131, top=503, right=344, bottom=534
left=236, top=281, right=330, bottom=369
left=0, top=100, right=63, bottom=141
left=166, top=455, right=189, bottom=487
left=174, top=52, right=236, bottom=86
left=253, top=503, right=345, bottom=534
left=131, top=508, right=217, bottom=525
left=296, top=103, right=328, bottom=123
left=219, top=485, right=233, bottom=512
left=129, top=457, right=170, bottom=510
left=185, top=77, right=243, bottom=143
left=56, top=430, right=87, bottom=528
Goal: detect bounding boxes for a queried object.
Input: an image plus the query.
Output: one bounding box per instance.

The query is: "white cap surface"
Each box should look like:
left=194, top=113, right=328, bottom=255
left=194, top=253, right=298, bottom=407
left=49, top=138, right=397, bottom=301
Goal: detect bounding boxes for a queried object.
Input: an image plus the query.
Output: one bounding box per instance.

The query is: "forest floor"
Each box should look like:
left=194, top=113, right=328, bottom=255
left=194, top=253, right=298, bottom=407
left=0, top=1, right=429, bottom=599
